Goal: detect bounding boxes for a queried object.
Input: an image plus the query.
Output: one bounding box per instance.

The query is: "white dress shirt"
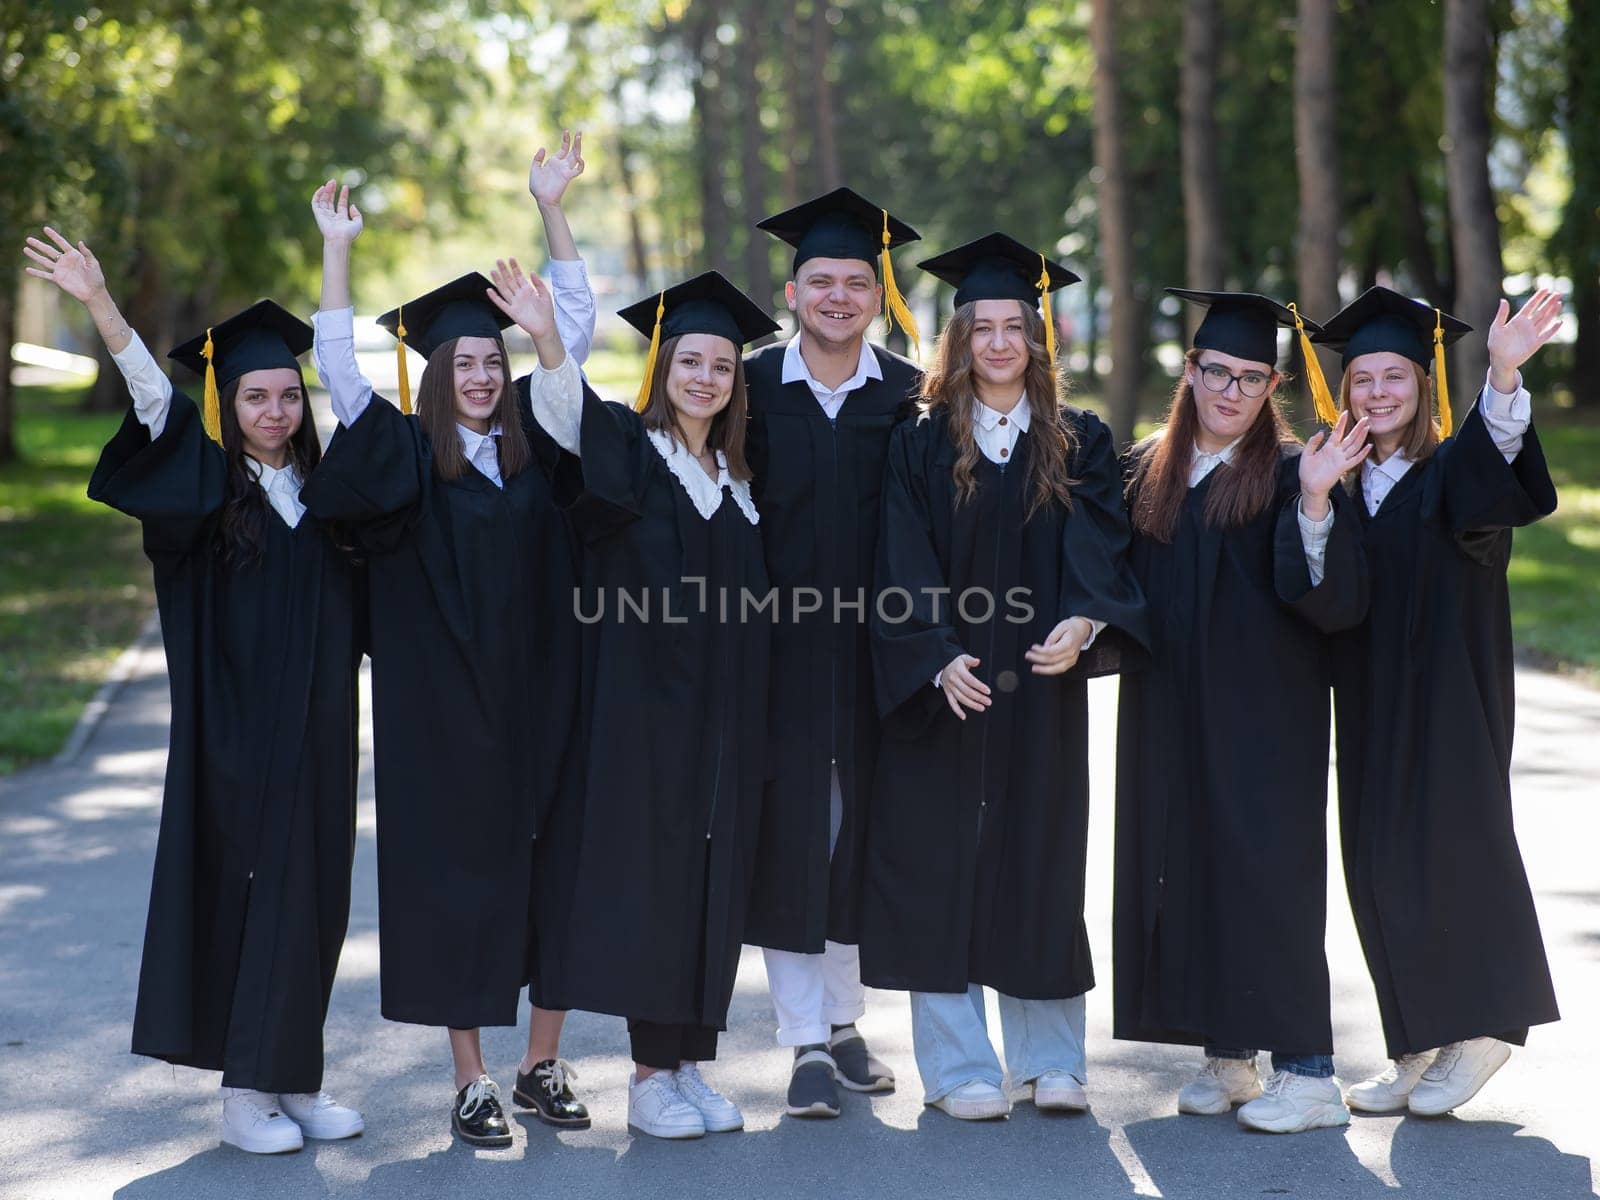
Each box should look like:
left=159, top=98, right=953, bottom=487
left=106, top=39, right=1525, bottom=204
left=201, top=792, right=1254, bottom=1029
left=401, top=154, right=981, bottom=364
left=1188, top=433, right=1336, bottom=586
left=110, top=330, right=304, bottom=527
left=458, top=423, right=505, bottom=489
left=781, top=334, right=883, bottom=420
left=1359, top=373, right=1531, bottom=516
left=311, top=256, right=597, bottom=486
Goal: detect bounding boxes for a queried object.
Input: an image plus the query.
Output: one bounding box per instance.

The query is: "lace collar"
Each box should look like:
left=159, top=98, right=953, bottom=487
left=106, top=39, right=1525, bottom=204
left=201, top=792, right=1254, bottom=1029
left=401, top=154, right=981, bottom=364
left=646, top=428, right=759, bottom=526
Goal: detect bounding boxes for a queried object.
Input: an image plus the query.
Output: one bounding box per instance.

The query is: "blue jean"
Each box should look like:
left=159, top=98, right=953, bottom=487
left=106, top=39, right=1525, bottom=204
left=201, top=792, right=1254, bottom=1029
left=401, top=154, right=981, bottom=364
left=909, top=985, right=1087, bottom=1103
left=1206, top=1045, right=1334, bottom=1079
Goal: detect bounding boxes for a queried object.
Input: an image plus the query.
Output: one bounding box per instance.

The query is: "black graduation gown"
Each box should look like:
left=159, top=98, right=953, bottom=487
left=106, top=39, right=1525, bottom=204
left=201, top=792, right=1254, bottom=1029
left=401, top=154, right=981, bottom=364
left=299, top=382, right=582, bottom=1028
left=862, top=407, right=1148, bottom=998
left=88, top=391, right=360, bottom=1093
left=1112, top=450, right=1367, bottom=1056
left=742, top=341, right=921, bottom=953
left=545, top=390, right=771, bottom=1029
left=1334, top=403, right=1559, bottom=1058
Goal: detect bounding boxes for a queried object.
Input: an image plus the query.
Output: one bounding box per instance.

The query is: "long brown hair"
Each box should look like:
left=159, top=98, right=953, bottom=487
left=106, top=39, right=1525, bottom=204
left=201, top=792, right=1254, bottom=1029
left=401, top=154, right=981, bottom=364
left=639, top=333, right=752, bottom=480
left=1128, top=348, right=1298, bottom=542
left=415, top=334, right=532, bottom=482
left=216, top=370, right=322, bottom=565
left=1339, top=358, right=1439, bottom=463
left=919, top=300, right=1076, bottom=521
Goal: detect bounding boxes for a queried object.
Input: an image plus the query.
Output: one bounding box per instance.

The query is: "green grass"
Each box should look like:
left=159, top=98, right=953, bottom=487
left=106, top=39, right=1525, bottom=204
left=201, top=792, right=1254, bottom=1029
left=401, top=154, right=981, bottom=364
left=1508, top=413, right=1600, bottom=675
left=0, top=383, right=154, bottom=774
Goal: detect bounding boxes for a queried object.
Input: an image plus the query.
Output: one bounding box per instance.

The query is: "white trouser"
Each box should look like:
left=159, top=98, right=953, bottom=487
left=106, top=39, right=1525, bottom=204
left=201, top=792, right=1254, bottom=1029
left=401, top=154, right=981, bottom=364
left=761, top=765, right=864, bottom=1047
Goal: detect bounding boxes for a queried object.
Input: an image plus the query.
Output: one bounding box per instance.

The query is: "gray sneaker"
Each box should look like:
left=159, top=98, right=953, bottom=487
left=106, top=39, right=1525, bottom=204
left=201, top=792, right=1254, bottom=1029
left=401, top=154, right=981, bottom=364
left=787, top=1047, right=842, bottom=1118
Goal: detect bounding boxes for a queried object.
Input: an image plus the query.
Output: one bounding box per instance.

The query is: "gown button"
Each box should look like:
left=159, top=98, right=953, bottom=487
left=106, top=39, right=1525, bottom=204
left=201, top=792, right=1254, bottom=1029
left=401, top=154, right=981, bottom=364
left=1000, top=447, right=1009, bottom=458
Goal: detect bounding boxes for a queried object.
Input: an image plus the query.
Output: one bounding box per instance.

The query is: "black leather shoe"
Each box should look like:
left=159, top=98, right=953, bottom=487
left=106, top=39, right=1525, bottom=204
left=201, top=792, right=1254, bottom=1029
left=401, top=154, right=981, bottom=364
left=513, top=1058, right=592, bottom=1129
left=452, top=1076, right=513, bottom=1147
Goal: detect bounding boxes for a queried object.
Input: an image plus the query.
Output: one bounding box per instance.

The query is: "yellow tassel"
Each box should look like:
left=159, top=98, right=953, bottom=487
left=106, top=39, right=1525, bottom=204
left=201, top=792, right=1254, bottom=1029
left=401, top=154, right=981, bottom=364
left=634, top=291, right=666, bottom=412
left=879, top=210, right=921, bottom=360
left=1289, top=302, right=1340, bottom=426
left=395, top=305, right=413, bottom=415
left=1433, top=308, right=1452, bottom=438
left=1037, top=254, right=1057, bottom=365
left=201, top=327, right=222, bottom=445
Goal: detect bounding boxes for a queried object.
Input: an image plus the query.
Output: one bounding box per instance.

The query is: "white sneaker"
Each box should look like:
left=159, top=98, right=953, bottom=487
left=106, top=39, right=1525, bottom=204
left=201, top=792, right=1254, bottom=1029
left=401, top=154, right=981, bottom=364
left=1236, top=1071, right=1351, bottom=1134
left=672, top=1063, right=744, bottom=1132
left=627, top=1071, right=706, bottom=1140
left=1025, top=1070, right=1088, bottom=1112
left=278, top=1090, right=365, bottom=1139
left=930, top=1079, right=1011, bottom=1121
left=1407, top=1038, right=1511, bottom=1116
left=1346, top=1052, right=1436, bottom=1114
left=220, top=1088, right=304, bottom=1154
left=1178, top=1056, right=1262, bottom=1115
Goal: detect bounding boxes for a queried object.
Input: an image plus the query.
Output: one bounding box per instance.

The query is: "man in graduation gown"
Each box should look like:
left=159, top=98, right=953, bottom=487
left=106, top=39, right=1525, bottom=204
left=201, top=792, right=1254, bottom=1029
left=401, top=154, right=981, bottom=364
left=1113, top=290, right=1371, bottom=1135
left=742, top=187, right=923, bottom=1117
left=1314, top=287, right=1562, bottom=1117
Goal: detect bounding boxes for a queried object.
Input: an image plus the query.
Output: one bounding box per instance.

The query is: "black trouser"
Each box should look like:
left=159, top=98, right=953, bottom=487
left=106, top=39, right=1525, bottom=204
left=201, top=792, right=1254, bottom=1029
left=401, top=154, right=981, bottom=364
left=628, top=1019, right=719, bottom=1070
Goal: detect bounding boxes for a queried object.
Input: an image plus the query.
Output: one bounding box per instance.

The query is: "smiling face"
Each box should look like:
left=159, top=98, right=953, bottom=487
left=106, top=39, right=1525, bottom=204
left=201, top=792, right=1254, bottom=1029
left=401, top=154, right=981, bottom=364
left=232, top=367, right=305, bottom=464
left=786, top=256, right=882, bottom=351
left=450, top=334, right=506, bottom=434
left=1184, top=348, right=1277, bottom=451
left=967, top=299, right=1031, bottom=395
left=664, top=333, right=739, bottom=425
left=1344, top=350, right=1422, bottom=445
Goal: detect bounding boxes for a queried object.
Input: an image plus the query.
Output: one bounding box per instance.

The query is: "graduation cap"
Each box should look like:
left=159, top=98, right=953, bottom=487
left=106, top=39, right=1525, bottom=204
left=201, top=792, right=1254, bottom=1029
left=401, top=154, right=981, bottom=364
left=1166, top=288, right=1339, bottom=425
left=168, top=300, right=312, bottom=446
left=757, top=186, right=923, bottom=354
left=618, top=270, right=781, bottom=412
left=376, top=273, right=513, bottom=415
left=1313, top=285, right=1472, bottom=436
left=918, top=232, right=1080, bottom=363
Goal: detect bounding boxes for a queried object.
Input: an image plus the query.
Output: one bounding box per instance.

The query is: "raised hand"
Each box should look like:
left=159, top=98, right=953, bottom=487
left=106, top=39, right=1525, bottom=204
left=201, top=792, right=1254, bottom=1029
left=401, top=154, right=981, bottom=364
left=939, top=653, right=991, bottom=720
left=487, top=257, right=556, bottom=340
left=312, top=179, right=364, bottom=245
left=1026, top=617, right=1093, bottom=676
left=1299, top=409, right=1371, bottom=515
left=528, top=130, right=585, bottom=207
left=23, top=227, right=107, bottom=304
left=1487, top=287, right=1563, bottom=390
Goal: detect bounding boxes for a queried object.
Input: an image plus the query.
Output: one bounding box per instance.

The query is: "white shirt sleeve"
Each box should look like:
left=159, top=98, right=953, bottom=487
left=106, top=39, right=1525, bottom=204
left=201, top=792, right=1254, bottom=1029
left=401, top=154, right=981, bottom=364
left=110, top=330, right=174, bottom=438
left=525, top=350, right=582, bottom=455
left=1297, top=498, right=1336, bottom=587
left=1477, top=370, right=1531, bottom=463
left=548, top=258, right=597, bottom=369
left=1078, top=618, right=1108, bottom=651
left=312, top=306, right=375, bottom=427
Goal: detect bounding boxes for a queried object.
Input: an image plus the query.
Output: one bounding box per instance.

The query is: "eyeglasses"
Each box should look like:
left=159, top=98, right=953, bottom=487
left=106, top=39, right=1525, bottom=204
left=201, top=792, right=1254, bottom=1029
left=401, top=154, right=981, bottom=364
left=1197, top=363, right=1273, bottom=400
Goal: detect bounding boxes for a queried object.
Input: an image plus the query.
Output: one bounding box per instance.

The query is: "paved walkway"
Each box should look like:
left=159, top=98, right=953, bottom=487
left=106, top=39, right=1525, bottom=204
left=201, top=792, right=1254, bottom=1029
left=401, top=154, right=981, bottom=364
left=1, top=647, right=1596, bottom=1199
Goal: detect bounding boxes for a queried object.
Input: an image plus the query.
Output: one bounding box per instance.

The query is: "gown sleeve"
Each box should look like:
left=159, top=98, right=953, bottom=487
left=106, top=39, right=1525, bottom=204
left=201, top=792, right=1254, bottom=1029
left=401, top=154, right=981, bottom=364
left=1273, top=455, right=1370, bottom=633
left=298, top=394, right=425, bottom=554
left=1437, top=397, right=1558, bottom=541
left=870, top=419, right=967, bottom=719
left=1055, top=408, right=1150, bottom=677
left=88, top=388, right=227, bottom=559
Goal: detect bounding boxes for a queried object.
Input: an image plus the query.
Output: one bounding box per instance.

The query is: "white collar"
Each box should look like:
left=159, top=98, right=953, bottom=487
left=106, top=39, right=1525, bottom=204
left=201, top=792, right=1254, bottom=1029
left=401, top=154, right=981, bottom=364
left=1193, top=435, right=1244, bottom=464
left=976, top=394, right=1031, bottom=432
left=457, top=421, right=502, bottom=454
left=1366, top=447, right=1415, bottom=482
left=781, top=334, right=882, bottom=393
left=646, top=428, right=760, bottom=526
left=245, top=456, right=301, bottom=491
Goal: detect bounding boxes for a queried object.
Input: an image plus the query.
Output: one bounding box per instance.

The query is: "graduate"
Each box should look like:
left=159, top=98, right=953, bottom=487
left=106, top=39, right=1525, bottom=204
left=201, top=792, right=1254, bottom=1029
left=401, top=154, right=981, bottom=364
left=743, top=186, right=922, bottom=1117
left=863, top=233, right=1148, bottom=1121
left=299, top=134, right=596, bottom=1147
left=1315, top=286, right=1564, bottom=1118
left=515, top=265, right=777, bottom=1140
left=25, top=230, right=364, bottom=1154
left=1113, top=289, right=1371, bottom=1135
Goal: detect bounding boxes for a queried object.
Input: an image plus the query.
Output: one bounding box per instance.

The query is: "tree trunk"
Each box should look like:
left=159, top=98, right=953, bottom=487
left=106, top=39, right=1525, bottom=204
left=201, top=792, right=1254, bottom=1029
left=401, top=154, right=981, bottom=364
left=1179, top=0, right=1225, bottom=338
left=0, top=278, right=18, bottom=464
left=1090, top=0, right=1139, bottom=447
left=811, top=0, right=840, bottom=191
left=1294, top=0, right=1343, bottom=426
left=738, top=0, right=775, bottom=308
left=780, top=3, right=804, bottom=211
left=1443, top=0, right=1502, bottom=415
left=691, top=3, right=734, bottom=277
left=1562, top=0, right=1600, bottom=405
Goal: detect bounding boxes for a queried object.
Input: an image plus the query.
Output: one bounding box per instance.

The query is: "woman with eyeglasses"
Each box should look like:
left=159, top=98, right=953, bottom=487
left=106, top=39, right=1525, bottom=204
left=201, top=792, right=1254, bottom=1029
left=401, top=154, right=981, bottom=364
left=1113, top=290, right=1371, bottom=1135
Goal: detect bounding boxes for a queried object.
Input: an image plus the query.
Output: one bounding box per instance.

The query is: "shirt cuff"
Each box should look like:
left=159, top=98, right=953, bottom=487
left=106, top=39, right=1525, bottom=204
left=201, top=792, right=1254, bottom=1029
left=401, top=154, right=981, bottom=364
left=313, top=305, right=357, bottom=341
left=1076, top=617, right=1107, bottom=651
left=1478, top=370, right=1531, bottom=459
left=546, top=257, right=589, bottom=288
left=111, top=329, right=174, bottom=433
